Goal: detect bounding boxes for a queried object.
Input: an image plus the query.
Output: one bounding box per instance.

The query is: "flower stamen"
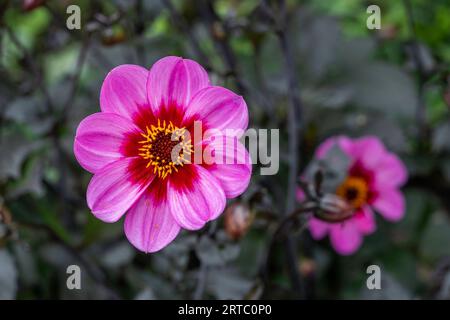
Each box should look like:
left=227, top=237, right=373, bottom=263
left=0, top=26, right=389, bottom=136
left=138, top=119, right=193, bottom=179
left=336, top=176, right=368, bottom=209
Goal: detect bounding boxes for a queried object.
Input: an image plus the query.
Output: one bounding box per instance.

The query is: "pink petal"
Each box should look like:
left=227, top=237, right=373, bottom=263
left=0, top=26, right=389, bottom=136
left=147, top=56, right=210, bottom=114
left=100, top=65, right=149, bottom=120
left=183, top=86, right=248, bottom=133
left=296, top=188, right=306, bottom=202
left=372, top=188, right=405, bottom=222
left=374, top=153, right=408, bottom=188
left=309, top=217, right=330, bottom=239
left=74, top=113, right=141, bottom=173
left=87, top=158, right=154, bottom=223
left=202, top=135, right=252, bottom=198
left=354, top=206, right=376, bottom=235
left=315, top=136, right=388, bottom=170
left=329, top=222, right=363, bottom=255
left=124, top=191, right=180, bottom=253
left=315, top=135, right=352, bottom=159
left=351, top=136, right=386, bottom=169
left=167, top=166, right=226, bottom=230
left=315, top=136, right=339, bottom=159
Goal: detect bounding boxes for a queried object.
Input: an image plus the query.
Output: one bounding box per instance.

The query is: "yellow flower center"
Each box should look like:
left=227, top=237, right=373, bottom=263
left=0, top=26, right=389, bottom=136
left=138, top=119, right=193, bottom=179
left=336, top=176, right=368, bottom=209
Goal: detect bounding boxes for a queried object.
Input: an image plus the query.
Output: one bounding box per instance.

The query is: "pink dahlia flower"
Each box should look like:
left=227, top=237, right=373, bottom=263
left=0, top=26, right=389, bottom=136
left=74, top=56, right=251, bottom=253
left=302, top=136, right=407, bottom=255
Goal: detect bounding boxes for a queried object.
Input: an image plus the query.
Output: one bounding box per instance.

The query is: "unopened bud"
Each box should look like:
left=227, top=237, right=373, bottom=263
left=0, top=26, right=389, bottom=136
left=0, top=205, right=11, bottom=225
left=102, top=27, right=127, bottom=46
left=377, top=24, right=397, bottom=40
left=299, top=258, right=316, bottom=277
left=23, top=0, right=44, bottom=11
left=212, top=21, right=226, bottom=40
left=224, top=202, right=253, bottom=240
left=0, top=205, right=12, bottom=245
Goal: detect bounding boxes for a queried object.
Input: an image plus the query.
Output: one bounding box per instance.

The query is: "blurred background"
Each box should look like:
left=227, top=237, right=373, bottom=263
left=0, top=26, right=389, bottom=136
left=0, top=0, right=449, bottom=300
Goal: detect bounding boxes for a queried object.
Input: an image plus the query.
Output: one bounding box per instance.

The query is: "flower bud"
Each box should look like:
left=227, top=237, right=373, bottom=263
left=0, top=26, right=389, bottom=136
left=23, top=0, right=45, bottom=11
left=299, top=258, right=316, bottom=277
left=377, top=24, right=397, bottom=41
left=224, top=202, right=253, bottom=240
left=0, top=205, right=11, bottom=225
left=211, top=21, right=226, bottom=40
left=0, top=205, right=12, bottom=245
left=102, top=27, right=127, bottom=46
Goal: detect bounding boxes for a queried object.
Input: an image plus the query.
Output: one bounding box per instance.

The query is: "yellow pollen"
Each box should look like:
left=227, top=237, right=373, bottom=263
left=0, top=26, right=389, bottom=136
left=138, top=119, right=193, bottom=179
left=336, top=176, right=368, bottom=209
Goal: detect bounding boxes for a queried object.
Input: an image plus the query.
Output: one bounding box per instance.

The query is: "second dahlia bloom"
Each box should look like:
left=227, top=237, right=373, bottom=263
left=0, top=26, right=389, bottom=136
left=302, top=136, right=407, bottom=255
left=74, top=56, right=251, bottom=253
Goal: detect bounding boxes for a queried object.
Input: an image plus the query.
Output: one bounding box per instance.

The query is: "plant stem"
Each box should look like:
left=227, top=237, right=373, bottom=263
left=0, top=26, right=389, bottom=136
left=403, top=0, right=428, bottom=142
left=273, top=0, right=305, bottom=298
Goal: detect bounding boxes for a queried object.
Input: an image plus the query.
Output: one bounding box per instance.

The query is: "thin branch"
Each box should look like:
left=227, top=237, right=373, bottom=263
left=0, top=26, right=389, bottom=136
left=60, top=36, right=91, bottom=119
left=193, top=264, right=208, bottom=300
left=253, top=45, right=276, bottom=117
left=192, top=220, right=217, bottom=299
left=403, top=0, right=428, bottom=142
left=275, top=1, right=303, bottom=216
left=162, top=0, right=212, bottom=68
left=272, top=204, right=317, bottom=240
left=197, top=0, right=247, bottom=96
left=5, top=26, right=54, bottom=113
left=259, top=204, right=316, bottom=294
left=271, top=0, right=305, bottom=298
left=133, top=0, right=146, bottom=66
left=44, top=2, right=114, bottom=71
left=408, top=174, right=450, bottom=214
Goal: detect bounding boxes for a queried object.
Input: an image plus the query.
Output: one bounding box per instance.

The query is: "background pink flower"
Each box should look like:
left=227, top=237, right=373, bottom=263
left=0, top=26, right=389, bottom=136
left=74, top=56, right=251, bottom=253
left=304, top=135, right=408, bottom=255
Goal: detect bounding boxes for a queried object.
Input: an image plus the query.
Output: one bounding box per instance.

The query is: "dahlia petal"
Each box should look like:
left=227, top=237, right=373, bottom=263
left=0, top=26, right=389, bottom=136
left=202, top=135, right=252, bottom=198
left=100, top=65, right=149, bottom=120
left=315, top=136, right=352, bottom=159
left=296, top=188, right=306, bottom=202
left=147, top=56, right=210, bottom=113
left=375, top=153, right=408, bottom=188
left=373, top=188, right=405, bottom=222
left=87, top=158, right=154, bottom=223
left=315, top=137, right=338, bottom=159
left=351, top=136, right=386, bottom=169
left=354, top=206, right=376, bottom=235
left=74, top=113, right=141, bottom=173
left=309, top=217, right=330, bottom=239
left=329, top=222, right=363, bottom=255
left=124, top=191, right=180, bottom=253
left=316, top=136, right=389, bottom=170
left=167, top=166, right=226, bottom=230
left=183, top=86, right=248, bottom=133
